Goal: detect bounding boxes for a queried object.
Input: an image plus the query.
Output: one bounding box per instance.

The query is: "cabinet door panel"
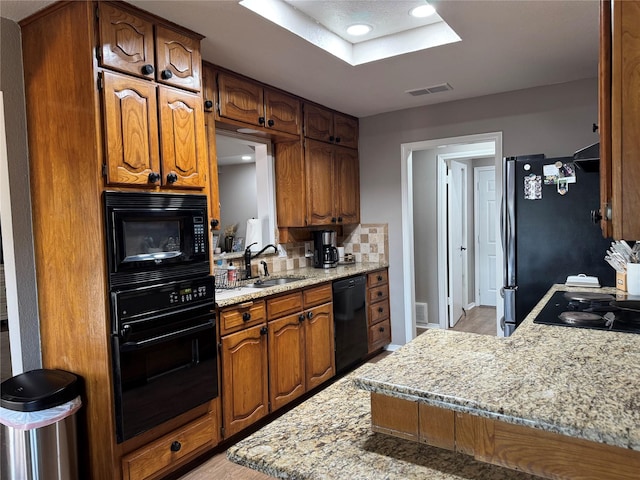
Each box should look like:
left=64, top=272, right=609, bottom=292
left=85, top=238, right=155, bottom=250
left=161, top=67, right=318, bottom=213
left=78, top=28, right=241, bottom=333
left=305, top=139, right=335, bottom=225
left=221, top=325, right=268, bottom=438
left=269, top=314, right=306, bottom=410
left=265, top=89, right=301, bottom=135
left=218, top=73, right=264, bottom=126
left=334, top=146, right=360, bottom=224
left=275, top=141, right=307, bottom=227
left=102, top=71, right=160, bottom=186
left=158, top=87, right=207, bottom=189
left=98, top=3, right=155, bottom=79
left=304, top=104, right=333, bottom=142
left=333, top=113, right=358, bottom=149
left=155, top=25, right=202, bottom=92
left=304, top=303, right=335, bottom=390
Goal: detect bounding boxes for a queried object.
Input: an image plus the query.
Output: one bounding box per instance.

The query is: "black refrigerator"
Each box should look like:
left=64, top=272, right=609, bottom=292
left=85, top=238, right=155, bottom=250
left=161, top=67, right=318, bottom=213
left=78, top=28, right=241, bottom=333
left=501, top=153, right=614, bottom=336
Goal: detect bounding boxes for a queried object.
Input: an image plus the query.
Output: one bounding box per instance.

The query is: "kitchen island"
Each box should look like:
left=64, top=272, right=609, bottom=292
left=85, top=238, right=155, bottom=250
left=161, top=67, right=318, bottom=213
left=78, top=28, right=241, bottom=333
left=227, top=284, right=640, bottom=479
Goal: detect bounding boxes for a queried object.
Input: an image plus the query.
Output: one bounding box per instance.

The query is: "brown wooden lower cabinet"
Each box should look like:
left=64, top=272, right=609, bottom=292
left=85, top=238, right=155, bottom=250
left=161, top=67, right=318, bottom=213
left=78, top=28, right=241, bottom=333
left=121, top=411, right=217, bottom=480
left=370, top=392, right=640, bottom=480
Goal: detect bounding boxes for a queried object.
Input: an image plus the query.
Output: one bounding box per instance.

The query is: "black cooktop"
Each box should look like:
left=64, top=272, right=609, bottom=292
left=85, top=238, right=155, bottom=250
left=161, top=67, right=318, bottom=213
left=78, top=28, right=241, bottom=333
left=533, top=290, right=640, bottom=333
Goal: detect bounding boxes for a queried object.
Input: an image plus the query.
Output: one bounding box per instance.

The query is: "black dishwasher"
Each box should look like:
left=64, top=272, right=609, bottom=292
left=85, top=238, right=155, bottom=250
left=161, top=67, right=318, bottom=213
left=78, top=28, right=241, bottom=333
left=333, top=275, right=368, bottom=373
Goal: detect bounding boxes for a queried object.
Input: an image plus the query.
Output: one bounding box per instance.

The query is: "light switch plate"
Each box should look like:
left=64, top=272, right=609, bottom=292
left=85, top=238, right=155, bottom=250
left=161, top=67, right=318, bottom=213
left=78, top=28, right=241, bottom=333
left=304, top=242, right=313, bottom=258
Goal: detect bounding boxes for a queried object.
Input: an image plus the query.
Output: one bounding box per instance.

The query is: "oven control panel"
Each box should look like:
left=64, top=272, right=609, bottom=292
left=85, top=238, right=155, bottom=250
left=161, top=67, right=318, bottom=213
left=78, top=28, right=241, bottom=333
left=113, top=276, right=214, bottom=322
left=193, top=216, right=206, bottom=254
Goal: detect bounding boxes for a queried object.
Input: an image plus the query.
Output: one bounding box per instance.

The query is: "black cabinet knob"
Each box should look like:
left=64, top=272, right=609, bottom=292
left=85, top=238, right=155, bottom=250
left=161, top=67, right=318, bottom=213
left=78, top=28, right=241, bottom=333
left=331, top=217, right=337, bottom=223
left=335, top=137, right=341, bottom=143
left=268, top=119, right=275, bottom=127
left=260, top=326, right=268, bottom=335
left=307, top=311, right=313, bottom=319
left=210, top=219, right=219, bottom=229
left=204, top=100, right=214, bottom=109
left=378, top=307, right=383, bottom=313
left=242, top=312, right=251, bottom=322
left=377, top=275, right=382, bottom=281
left=258, top=116, right=265, bottom=125
left=170, top=441, right=181, bottom=452
left=337, top=217, right=343, bottom=223
left=329, top=135, right=335, bottom=142
left=299, top=314, right=305, bottom=322
left=161, top=69, right=173, bottom=80
left=592, top=123, right=599, bottom=133
left=377, top=291, right=383, bottom=297
left=141, top=64, right=154, bottom=75
left=166, top=172, right=178, bottom=184
left=379, top=327, right=385, bottom=333
left=591, top=209, right=603, bottom=224
left=148, top=172, right=161, bottom=183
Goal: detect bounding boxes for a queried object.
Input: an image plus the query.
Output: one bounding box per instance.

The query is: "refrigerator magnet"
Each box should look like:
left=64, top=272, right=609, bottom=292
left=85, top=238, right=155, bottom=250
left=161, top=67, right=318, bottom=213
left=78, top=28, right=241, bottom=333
left=524, top=174, right=542, bottom=200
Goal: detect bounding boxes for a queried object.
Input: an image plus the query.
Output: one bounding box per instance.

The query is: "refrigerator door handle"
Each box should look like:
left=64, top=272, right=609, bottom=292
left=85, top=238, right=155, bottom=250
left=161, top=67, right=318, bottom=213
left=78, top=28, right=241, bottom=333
left=503, top=158, right=517, bottom=287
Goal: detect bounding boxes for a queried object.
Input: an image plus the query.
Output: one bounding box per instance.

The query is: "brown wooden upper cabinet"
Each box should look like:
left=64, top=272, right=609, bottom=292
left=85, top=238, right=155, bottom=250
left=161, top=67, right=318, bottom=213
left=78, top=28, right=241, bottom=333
left=305, top=139, right=360, bottom=226
left=599, top=0, right=640, bottom=239
left=216, top=71, right=302, bottom=136
left=98, top=2, right=202, bottom=92
left=304, top=103, right=358, bottom=149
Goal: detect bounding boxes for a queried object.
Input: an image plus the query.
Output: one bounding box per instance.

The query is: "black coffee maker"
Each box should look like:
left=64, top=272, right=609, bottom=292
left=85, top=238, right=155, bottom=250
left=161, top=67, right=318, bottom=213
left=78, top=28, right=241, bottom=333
left=313, top=230, right=339, bottom=269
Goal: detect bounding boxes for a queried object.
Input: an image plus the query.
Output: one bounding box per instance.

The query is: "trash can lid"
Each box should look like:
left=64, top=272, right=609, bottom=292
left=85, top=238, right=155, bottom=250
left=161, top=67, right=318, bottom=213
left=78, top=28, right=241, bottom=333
left=1, top=369, right=79, bottom=412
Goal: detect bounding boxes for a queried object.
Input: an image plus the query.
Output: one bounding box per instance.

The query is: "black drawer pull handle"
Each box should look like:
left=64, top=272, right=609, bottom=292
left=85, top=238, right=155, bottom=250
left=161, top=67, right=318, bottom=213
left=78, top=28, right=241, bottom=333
left=170, top=441, right=181, bottom=452
left=242, top=312, right=251, bottom=321
left=377, top=291, right=383, bottom=297
left=379, top=327, right=385, bottom=332
left=378, top=307, right=383, bottom=313
left=377, top=275, right=383, bottom=281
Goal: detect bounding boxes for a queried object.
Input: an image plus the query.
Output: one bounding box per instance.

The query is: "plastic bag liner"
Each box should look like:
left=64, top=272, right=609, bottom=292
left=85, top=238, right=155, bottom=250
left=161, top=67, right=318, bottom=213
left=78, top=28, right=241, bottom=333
left=0, top=395, right=82, bottom=430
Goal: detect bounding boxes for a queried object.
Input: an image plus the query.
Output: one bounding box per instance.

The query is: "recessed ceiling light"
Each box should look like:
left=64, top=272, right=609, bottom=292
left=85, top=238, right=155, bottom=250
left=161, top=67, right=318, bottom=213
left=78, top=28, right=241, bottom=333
left=346, top=24, right=372, bottom=36
left=241, top=155, right=252, bottom=161
left=410, top=4, right=436, bottom=18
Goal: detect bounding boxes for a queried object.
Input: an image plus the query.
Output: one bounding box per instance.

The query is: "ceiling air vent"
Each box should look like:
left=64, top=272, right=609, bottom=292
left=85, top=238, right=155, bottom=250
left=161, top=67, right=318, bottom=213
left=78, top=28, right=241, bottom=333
left=405, top=83, right=453, bottom=96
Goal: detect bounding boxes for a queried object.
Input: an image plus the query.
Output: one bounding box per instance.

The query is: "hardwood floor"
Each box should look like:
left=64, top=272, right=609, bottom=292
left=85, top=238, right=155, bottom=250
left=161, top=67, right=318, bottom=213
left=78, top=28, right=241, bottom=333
left=174, top=351, right=392, bottom=480
left=451, top=306, right=497, bottom=336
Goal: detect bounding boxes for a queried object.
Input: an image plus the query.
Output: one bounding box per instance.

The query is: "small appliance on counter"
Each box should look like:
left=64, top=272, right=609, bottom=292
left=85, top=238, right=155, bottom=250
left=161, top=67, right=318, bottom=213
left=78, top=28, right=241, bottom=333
left=313, top=230, right=339, bottom=269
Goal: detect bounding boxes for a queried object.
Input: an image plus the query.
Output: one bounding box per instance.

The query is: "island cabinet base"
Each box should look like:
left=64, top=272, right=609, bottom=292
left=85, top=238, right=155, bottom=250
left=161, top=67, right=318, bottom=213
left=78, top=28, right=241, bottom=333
left=370, top=392, right=640, bottom=480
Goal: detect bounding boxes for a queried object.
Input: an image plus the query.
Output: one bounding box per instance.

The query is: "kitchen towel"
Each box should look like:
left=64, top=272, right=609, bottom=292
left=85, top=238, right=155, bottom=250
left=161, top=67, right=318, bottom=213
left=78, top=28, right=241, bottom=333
left=245, top=218, right=262, bottom=252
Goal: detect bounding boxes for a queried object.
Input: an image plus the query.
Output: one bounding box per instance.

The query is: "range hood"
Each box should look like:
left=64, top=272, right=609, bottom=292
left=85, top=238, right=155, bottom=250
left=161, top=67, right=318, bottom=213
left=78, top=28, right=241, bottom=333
left=573, top=142, right=599, bottom=172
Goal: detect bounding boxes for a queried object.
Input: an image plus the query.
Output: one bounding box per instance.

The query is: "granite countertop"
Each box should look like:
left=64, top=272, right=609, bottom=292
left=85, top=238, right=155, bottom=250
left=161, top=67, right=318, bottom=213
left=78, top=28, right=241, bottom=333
left=353, top=284, right=640, bottom=451
left=227, top=367, right=540, bottom=480
left=215, top=262, right=387, bottom=307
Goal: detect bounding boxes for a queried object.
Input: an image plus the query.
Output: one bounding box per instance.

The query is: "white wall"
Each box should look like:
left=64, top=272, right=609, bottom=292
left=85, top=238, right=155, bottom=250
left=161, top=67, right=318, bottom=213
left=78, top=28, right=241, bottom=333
left=218, top=162, right=258, bottom=241
left=359, top=78, right=600, bottom=345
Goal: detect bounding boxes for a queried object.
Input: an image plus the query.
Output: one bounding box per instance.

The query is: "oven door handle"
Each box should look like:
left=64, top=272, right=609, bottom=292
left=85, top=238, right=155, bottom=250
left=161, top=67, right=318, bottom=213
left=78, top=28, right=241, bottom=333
left=119, top=321, right=214, bottom=351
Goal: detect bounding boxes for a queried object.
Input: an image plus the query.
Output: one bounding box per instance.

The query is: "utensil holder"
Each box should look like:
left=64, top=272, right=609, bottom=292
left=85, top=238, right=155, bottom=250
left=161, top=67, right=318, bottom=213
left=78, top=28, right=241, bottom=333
left=616, top=271, right=627, bottom=292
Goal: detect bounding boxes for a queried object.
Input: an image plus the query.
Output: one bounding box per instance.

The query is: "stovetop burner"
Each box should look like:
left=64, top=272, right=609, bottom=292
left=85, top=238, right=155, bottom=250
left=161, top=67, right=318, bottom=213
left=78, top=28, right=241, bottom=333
left=533, top=290, right=640, bottom=333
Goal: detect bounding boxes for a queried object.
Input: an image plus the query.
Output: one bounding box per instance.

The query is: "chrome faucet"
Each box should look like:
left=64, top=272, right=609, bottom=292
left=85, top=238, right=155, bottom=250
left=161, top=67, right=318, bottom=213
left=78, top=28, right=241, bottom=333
left=244, top=243, right=278, bottom=279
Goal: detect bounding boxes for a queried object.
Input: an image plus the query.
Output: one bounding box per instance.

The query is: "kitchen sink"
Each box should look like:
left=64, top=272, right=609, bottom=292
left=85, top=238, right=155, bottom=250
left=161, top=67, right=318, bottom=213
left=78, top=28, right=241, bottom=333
left=245, top=277, right=306, bottom=288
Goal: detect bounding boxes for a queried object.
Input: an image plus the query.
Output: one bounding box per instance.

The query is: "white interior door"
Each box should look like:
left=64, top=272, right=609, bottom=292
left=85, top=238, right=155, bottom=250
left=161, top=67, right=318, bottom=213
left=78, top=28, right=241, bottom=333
left=448, top=160, right=466, bottom=327
left=475, top=167, right=497, bottom=307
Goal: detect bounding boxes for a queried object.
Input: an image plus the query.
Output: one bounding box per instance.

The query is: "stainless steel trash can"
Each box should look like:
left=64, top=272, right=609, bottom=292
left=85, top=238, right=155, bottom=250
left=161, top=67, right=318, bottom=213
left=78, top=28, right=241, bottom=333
left=0, top=369, right=81, bottom=480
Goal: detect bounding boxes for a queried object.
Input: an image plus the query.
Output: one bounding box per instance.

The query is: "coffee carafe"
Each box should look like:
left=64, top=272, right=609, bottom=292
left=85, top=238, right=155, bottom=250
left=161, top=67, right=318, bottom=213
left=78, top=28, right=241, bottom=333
left=313, top=230, right=339, bottom=269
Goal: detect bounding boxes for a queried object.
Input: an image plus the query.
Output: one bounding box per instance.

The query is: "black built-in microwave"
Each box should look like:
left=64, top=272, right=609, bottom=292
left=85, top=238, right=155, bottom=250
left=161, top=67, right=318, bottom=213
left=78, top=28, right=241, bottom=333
left=104, top=192, right=210, bottom=289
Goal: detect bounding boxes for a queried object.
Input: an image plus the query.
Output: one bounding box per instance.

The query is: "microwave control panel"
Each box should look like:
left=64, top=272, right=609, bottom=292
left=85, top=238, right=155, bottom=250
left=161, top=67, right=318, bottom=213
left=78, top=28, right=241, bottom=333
left=193, top=216, right=206, bottom=254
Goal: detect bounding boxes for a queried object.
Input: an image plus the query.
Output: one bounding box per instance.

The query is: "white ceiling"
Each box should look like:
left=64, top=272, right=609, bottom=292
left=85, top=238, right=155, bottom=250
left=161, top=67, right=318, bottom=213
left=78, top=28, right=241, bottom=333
left=1, top=0, right=600, bottom=118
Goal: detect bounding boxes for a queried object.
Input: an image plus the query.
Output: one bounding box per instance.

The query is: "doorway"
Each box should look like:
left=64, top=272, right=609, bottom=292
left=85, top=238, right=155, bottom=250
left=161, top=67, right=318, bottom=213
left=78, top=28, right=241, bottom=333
left=401, top=132, right=503, bottom=342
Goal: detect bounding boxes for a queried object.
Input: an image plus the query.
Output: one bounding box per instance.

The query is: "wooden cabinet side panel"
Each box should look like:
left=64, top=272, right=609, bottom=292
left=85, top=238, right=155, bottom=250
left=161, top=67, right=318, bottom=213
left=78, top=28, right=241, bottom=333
left=617, top=0, right=640, bottom=239
left=98, top=2, right=155, bottom=79
left=155, top=25, right=202, bottom=92
left=101, top=71, right=160, bottom=186
left=454, top=412, right=476, bottom=456
left=599, top=0, right=613, bottom=238
left=221, top=325, right=269, bottom=438
left=158, top=86, right=208, bottom=189
left=418, top=403, right=455, bottom=450
left=304, top=303, right=335, bottom=389
left=274, top=141, right=307, bottom=227
left=305, top=139, right=335, bottom=225
left=268, top=314, right=306, bottom=410
left=370, top=393, right=419, bottom=441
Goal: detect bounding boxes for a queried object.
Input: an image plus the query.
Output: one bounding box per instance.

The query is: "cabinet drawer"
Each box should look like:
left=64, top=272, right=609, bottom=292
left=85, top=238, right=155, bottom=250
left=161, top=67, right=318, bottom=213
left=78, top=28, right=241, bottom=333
left=368, top=299, right=390, bottom=325
left=369, top=318, right=391, bottom=352
left=122, top=413, right=215, bottom=480
left=368, top=285, right=389, bottom=304
left=303, top=283, right=332, bottom=308
left=219, top=300, right=266, bottom=335
left=367, top=270, right=388, bottom=289
left=267, top=292, right=303, bottom=319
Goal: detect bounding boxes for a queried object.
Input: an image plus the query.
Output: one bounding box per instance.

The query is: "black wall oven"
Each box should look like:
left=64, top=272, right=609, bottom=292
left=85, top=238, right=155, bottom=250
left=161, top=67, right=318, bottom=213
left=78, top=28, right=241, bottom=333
left=104, top=192, right=218, bottom=443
